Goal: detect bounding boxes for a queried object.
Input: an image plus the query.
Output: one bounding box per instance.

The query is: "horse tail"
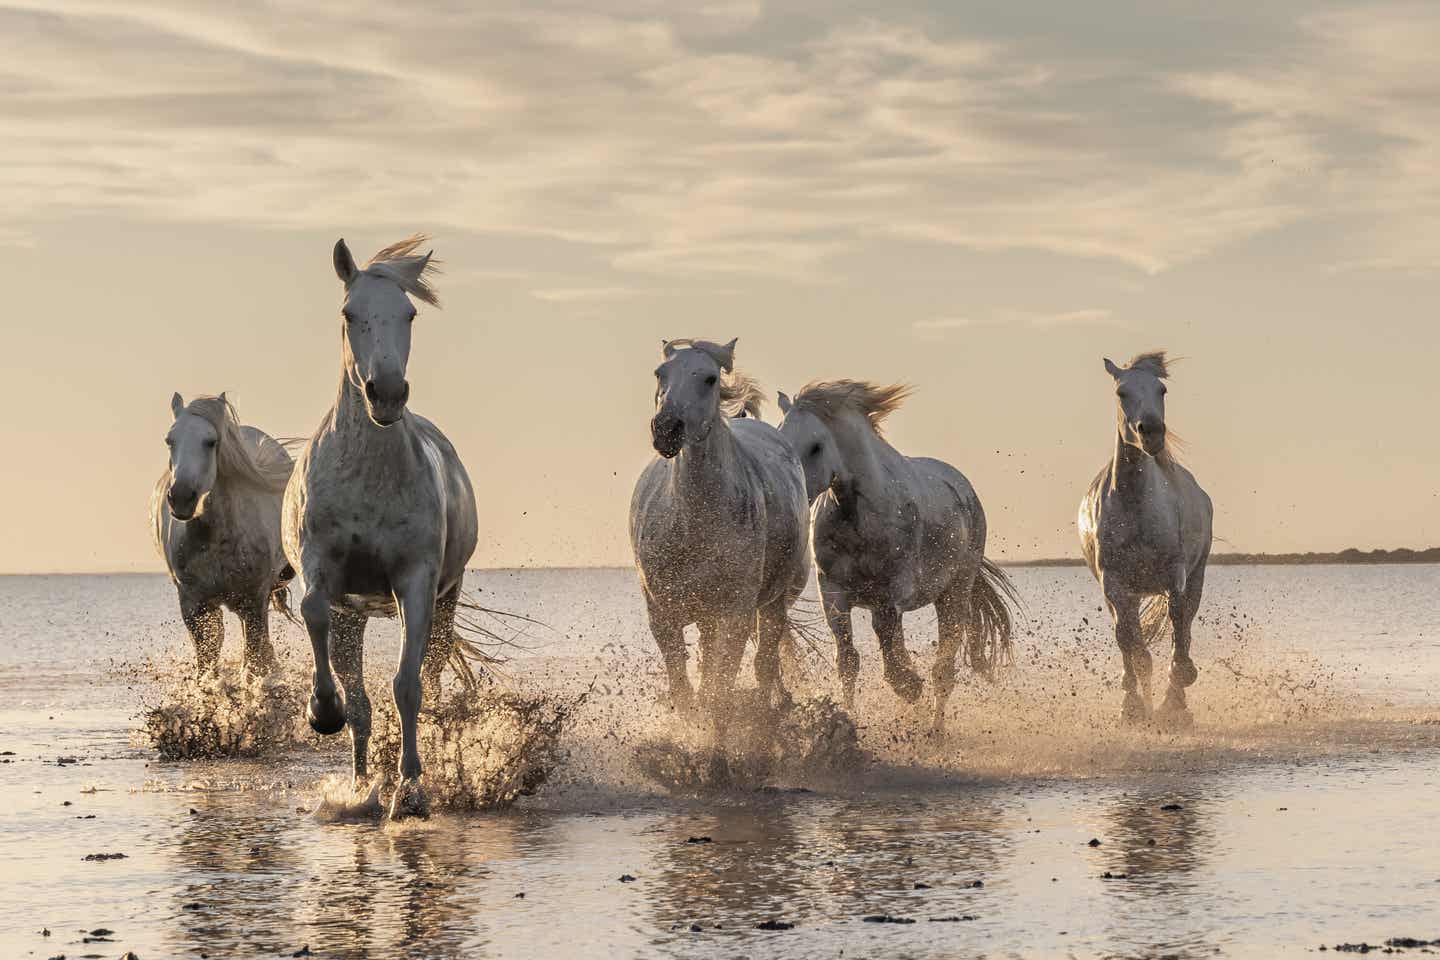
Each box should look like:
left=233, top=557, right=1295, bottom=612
left=446, top=631, right=501, bottom=690
left=443, top=593, right=550, bottom=689
left=965, top=558, right=1023, bottom=672
left=1140, top=595, right=1172, bottom=647
left=270, top=565, right=302, bottom=627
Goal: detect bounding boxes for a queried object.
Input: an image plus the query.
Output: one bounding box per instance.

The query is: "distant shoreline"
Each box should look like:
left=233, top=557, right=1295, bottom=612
left=8, top=549, right=1440, bottom=577
left=1007, top=547, right=1440, bottom=567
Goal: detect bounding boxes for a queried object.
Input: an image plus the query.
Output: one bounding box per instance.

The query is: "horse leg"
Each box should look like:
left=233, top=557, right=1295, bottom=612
left=238, top=592, right=279, bottom=678
left=645, top=597, right=694, bottom=712
left=755, top=598, right=793, bottom=711
left=873, top=605, right=923, bottom=704
left=301, top=575, right=346, bottom=736
left=823, top=592, right=860, bottom=711
left=330, top=609, right=371, bottom=786
left=181, top=596, right=224, bottom=676
left=1158, top=565, right=1205, bottom=729
left=422, top=585, right=459, bottom=701
left=931, top=589, right=970, bottom=732
left=1106, top=587, right=1151, bottom=725
left=697, top=614, right=745, bottom=721
left=390, top=567, right=438, bottom=819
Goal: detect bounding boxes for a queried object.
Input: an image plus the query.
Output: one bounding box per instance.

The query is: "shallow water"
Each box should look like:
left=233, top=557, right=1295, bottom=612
left=3, top=566, right=1440, bottom=958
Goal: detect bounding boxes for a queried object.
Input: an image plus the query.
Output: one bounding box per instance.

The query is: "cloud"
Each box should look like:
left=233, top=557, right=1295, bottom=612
left=531, top=286, right=642, bottom=303
left=1029, top=308, right=1113, bottom=327
left=913, top=307, right=1116, bottom=339
left=0, top=1, right=1434, bottom=278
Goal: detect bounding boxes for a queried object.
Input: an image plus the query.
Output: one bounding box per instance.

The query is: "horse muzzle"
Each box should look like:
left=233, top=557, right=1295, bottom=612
left=364, top=377, right=409, bottom=427
left=1136, top=420, right=1167, bottom=456
left=651, top=416, right=684, bottom=459
left=167, top=488, right=199, bottom=521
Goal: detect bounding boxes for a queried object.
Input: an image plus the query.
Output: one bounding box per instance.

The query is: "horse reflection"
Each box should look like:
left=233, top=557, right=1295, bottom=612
left=643, top=791, right=1012, bottom=934
left=1093, top=786, right=1219, bottom=960
left=162, top=795, right=537, bottom=959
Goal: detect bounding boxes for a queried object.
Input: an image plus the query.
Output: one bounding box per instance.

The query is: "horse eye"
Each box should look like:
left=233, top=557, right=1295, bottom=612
left=342, top=310, right=355, bottom=324
left=809, top=442, right=822, bottom=457
left=204, top=438, right=217, bottom=449
left=164, top=438, right=174, bottom=447
left=704, top=375, right=717, bottom=387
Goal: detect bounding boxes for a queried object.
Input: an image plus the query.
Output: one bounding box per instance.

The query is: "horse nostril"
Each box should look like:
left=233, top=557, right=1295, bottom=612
left=399, top=381, right=410, bottom=405
left=365, top=380, right=378, bottom=403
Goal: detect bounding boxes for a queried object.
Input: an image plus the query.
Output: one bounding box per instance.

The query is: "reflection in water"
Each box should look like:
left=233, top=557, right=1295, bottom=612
left=1096, top=784, right=1222, bottom=960
left=162, top=790, right=539, bottom=959
left=643, top=790, right=1014, bottom=946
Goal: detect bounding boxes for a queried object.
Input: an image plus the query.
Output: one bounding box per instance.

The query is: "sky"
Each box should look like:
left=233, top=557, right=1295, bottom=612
left=3, top=0, right=1439, bottom=573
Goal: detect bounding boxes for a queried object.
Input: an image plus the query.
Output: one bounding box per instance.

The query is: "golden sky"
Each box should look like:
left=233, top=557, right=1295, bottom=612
left=4, top=1, right=1439, bottom=573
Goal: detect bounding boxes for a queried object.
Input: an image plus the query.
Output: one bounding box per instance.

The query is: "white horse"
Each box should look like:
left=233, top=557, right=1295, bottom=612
left=777, top=381, right=1019, bottom=731
left=630, top=338, right=810, bottom=717
left=283, top=235, right=479, bottom=818
left=1078, top=351, right=1213, bottom=727
left=152, top=394, right=295, bottom=675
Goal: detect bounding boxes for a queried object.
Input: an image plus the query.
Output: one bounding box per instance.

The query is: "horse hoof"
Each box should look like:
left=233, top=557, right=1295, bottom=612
left=666, top=685, right=698, bottom=716
left=389, top=778, right=430, bottom=820
left=767, top=685, right=795, bottom=714
left=1171, top=659, right=1199, bottom=688
left=1155, top=700, right=1194, bottom=731
left=1120, top=693, right=1151, bottom=726
left=885, top=668, right=925, bottom=704
left=307, top=690, right=347, bottom=735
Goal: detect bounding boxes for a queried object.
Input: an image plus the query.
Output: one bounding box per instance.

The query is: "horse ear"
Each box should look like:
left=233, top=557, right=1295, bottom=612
left=661, top=339, right=678, bottom=359
left=1103, top=357, right=1122, bottom=378
left=715, top=337, right=737, bottom=372
left=218, top=391, right=228, bottom=410
left=777, top=390, right=792, bottom=414
left=171, top=392, right=184, bottom=419
left=333, top=238, right=357, bottom=284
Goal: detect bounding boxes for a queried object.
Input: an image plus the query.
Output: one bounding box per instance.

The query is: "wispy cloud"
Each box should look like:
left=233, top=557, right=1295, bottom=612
left=0, top=1, right=1433, bottom=279
left=913, top=307, right=1115, bottom=339
left=531, top=286, right=642, bottom=303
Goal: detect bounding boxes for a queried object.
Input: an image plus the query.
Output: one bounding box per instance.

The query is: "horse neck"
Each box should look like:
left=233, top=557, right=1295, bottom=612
left=330, top=371, right=411, bottom=456
left=670, top=417, right=742, bottom=510
left=1109, top=430, right=1159, bottom=503
left=828, top=415, right=898, bottom=516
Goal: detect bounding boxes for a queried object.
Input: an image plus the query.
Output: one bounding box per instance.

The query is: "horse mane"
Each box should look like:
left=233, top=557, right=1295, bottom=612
left=182, top=396, right=293, bottom=494
left=1123, top=350, right=1171, bottom=379
left=364, top=234, right=441, bottom=307
left=790, top=380, right=913, bottom=434
left=664, top=338, right=765, bottom=419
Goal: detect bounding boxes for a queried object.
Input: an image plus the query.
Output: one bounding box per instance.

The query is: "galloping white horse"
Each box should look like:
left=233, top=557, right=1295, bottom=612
left=284, top=235, right=479, bottom=818
left=630, top=338, right=810, bottom=717
left=777, top=382, right=1018, bottom=731
left=152, top=394, right=295, bottom=675
left=1078, top=352, right=1213, bottom=727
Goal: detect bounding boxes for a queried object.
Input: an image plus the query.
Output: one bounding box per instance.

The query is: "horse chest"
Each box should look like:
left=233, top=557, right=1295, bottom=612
left=815, top=510, right=915, bottom=602
left=171, top=519, right=259, bottom=594
left=1097, top=496, right=1181, bottom=581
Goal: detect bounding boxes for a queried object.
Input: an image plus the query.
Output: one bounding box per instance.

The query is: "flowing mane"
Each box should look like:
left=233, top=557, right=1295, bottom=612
left=664, top=338, right=765, bottom=419
left=182, top=396, right=293, bottom=494
left=1122, top=350, right=1171, bottom=379
left=790, top=380, right=913, bottom=434
left=364, top=234, right=441, bottom=307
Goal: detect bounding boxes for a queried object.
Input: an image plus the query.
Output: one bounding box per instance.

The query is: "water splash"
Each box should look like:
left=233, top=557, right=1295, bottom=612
left=368, top=688, right=577, bottom=811
left=140, top=665, right=307, bottom=760
left=633, top=694, right=862, bottom=795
